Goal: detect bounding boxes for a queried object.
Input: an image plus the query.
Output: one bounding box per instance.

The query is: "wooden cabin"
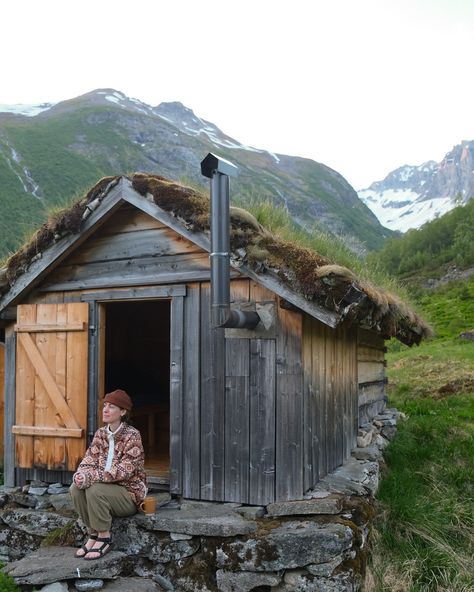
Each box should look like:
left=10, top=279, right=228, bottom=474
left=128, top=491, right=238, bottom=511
left=0, top=174, right=430, bottom=504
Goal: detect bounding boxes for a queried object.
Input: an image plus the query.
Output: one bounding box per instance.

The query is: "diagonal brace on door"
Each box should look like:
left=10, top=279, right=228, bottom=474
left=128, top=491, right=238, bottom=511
left=17, top=332, right=81, bottom=430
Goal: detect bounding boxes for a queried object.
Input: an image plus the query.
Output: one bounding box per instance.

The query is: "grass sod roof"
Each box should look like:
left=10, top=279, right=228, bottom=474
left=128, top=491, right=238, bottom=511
left=0, top=173, right=432, bottom=345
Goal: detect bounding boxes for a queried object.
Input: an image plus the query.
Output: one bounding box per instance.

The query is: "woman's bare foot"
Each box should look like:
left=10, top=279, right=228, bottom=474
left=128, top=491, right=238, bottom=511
left=75, top=533, right=98, bottom=558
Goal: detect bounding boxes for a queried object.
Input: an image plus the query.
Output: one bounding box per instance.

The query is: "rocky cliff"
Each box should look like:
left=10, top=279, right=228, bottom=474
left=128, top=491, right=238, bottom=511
left=358, top=140, right=474, bottom=232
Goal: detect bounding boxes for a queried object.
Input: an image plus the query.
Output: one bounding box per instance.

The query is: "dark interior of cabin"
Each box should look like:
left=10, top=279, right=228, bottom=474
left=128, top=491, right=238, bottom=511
left=103, top=300, right=170, bottom=484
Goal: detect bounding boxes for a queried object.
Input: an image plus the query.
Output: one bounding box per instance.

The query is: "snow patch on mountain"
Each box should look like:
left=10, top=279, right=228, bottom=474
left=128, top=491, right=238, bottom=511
left=359, top=187, right=453, bottom=232
left=154, top=101, right=265, bottom=155
left=359, top=145, right=474, bottom=232
left=0, top=102, right=56, bottom=117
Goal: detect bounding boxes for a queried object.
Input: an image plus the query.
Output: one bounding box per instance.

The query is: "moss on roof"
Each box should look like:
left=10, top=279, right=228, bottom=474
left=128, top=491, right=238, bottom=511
left=0, top=173, right=432, bottom=345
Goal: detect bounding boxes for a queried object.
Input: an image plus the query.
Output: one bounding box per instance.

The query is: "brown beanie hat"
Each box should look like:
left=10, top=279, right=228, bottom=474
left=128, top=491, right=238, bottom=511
left=104, top=389, right=133, bottom=411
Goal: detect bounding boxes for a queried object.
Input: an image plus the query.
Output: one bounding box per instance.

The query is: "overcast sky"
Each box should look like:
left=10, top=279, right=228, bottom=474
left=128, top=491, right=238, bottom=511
left=2, top=0, right=473, bottom=189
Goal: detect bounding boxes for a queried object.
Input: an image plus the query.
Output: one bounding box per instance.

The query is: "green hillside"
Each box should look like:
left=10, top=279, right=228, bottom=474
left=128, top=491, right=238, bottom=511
left=367, top=204, right=474, bottom=591
left=370, top=199, right=474, bottom=284
left=0, top=90, right=391, bottom=260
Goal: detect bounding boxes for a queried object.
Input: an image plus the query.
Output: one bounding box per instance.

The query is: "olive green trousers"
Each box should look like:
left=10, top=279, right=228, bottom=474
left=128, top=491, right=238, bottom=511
left=70, top=483, right=136, bottom=532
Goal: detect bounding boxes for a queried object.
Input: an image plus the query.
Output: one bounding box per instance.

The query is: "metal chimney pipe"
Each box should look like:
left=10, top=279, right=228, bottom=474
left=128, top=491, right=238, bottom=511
left=201, top=153, right=260, bottom=329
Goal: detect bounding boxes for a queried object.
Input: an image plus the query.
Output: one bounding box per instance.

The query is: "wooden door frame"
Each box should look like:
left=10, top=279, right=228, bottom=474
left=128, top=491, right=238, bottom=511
left=4, top=326, right=16, bottom=486
left=81, top=285, right=185, bottom=491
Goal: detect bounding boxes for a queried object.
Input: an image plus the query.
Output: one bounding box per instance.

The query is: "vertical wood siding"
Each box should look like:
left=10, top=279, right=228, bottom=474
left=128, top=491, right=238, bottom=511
left=249, top=339, right=276, bottom=504
left=169, top=295, right=184, bottom=494
left=182, top=284, right=201, bottom=499
left=200, top=285, right=225, bottom=500
left=0, top=342, right=4, bottom=462
left=303, top=317, right=358, bottom=484
left=4, top=326, right=16, bottom=486
left=276, top=306, right=303, bottom=501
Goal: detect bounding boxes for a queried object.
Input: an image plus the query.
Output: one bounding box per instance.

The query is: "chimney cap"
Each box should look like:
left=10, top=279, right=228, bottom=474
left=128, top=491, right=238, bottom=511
left=201, top=153, right=238, bottom=179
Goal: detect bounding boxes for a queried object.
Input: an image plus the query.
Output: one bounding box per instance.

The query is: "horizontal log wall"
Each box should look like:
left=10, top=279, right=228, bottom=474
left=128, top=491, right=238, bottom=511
left=357, top=328, right=387, bottom=425
left=302, top=318, right=358, bottom=486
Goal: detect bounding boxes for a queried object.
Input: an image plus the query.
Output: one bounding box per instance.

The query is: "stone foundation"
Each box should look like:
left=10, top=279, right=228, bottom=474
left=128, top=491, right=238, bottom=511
left=1, top=410, right=402, bottom=592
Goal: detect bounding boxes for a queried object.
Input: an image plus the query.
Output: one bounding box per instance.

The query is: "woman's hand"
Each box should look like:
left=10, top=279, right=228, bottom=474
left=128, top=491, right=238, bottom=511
left=73, top=472, right=87, bottom=488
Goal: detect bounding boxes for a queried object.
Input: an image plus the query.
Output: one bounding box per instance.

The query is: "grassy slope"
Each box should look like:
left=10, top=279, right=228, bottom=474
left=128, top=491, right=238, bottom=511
left=0, top=102, right=390, bottom=259
left=367, top=279, right=474, bottom=592
left=0, top=107, right=149, bottom=258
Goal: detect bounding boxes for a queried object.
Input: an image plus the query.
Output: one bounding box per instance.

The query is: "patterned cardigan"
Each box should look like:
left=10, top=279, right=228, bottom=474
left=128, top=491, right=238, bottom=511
left=73, top=423, right=147, bottom=507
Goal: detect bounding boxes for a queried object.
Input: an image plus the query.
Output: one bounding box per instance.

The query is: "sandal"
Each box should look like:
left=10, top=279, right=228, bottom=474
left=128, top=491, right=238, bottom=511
left=75, top=534, right=98, bottom=558
left=83, top=536, right=112, bottom=560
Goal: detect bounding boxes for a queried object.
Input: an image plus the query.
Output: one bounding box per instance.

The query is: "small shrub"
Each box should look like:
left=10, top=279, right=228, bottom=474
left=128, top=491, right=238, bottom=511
left=0, top=565, right=21, bottom=592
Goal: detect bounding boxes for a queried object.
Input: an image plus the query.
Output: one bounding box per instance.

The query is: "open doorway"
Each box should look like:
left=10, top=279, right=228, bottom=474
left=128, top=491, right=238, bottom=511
left=102, top=299, right=170, bottom=484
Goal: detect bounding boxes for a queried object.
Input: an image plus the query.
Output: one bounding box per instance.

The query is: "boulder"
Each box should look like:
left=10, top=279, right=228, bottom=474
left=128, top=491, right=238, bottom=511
left=272, top=569, right=359, bottom=591
left=10, top=492, right=38, bottom=508
left=112, top=517, right=199, bottom=561
left=38, top=582, right=69, bottom=592
left=0, top=523, right=42, bottom=560
left=0, top=508, right=75, bottom=537
left=351, top=445, right=383, bottom=462
left=216, top=521, right=353, bottom=571
left=216, top=569, right=281, bottom=591
left=49, top=493, right=76, bottom=513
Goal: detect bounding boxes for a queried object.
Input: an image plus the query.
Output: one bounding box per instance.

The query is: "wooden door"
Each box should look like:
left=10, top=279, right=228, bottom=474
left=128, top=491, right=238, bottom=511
left=13, top=303, right=88, bottom=471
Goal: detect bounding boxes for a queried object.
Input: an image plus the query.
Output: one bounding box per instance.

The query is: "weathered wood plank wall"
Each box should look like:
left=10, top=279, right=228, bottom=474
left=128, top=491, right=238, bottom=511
left=4, top=203, right=367, bottom=502
left=357, top=328, right=387, bottom=425
left=182, top=284, right=201, bottom=499
left=303, top=317, right=358, bottom=482
left=0, top=342, right=4, bottom=462
left=42, top=207, right=211, bottom=292
left=276, top=305, right=303, bottom=501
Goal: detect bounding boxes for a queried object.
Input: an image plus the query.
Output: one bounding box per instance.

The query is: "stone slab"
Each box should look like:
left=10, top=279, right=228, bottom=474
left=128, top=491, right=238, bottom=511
left=307, top=458, right=380, bottom=497
left=351, top=445, right=383, bottom=461
left=267, top=496, right=343, bottom=517
left=3, top=546, right=126, bottom=586
left=135, top=505, right=257, bottom=537
left=74, top=580, right=104, bottom=591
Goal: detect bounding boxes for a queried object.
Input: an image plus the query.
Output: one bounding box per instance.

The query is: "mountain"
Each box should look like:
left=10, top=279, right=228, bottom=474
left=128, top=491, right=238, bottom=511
left=0, top=89, right=390, bottom=259
left=369, top=198, right=474, bottom=286
left=358, top=141, right=474, bottom=232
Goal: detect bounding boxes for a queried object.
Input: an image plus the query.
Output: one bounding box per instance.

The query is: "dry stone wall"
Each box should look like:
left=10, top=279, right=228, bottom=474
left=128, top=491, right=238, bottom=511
left=1, top=409, right=402, bottom=592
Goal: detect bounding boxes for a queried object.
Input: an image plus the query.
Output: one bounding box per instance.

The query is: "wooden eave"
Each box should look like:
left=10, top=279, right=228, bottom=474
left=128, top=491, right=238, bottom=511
left=0, top=177, right=340, bottom=329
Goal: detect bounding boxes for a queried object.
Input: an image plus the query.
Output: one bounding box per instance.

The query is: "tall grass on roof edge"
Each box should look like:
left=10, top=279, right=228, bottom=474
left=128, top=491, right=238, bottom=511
left=244, top=198, right=416, bottom=309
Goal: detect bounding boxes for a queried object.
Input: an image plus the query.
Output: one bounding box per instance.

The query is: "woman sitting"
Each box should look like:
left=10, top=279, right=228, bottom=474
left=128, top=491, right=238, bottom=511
left=70, top=389, right=147, bottom=560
